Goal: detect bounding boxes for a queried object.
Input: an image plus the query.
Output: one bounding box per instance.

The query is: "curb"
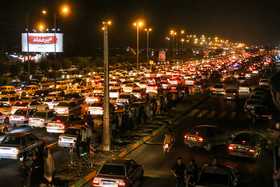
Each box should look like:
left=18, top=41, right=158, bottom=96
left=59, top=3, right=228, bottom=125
left=70, top=124, right=167, bottom=187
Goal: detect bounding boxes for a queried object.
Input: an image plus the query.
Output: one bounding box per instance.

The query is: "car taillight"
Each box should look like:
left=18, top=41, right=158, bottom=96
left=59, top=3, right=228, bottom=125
left=48, top=124, right=52, bottom=127
left=9, top=116, right=13, bottom=120
left=233, top=93, right=236, bottom=96
left=41, top=119, right=45, bottom=123
left=118, top=182, right=126, bottom=187
left=249, top=149, right=255, bottom=154
left=54, top=108, right=57, bottom=110
left=12, top=148, right=19, bottom=154
left=58, top=138, right=62, bottom=141
left=28, top=119, right=32, bottom=122
left=20, top=117, right=25, bottom=121
left=228, top=146, right=234, bottom=151
left=198, top=137, right=203, bottom=142
left=73, top=139, right=76, bottom=142
left=93, top=180, right=99, bottom=185
left=59, top=125, right=65, bottom=129
left=56, top=120, right=61, bottom=123
left=184, top=135, right=188, bottom=139
left=65, top=108, right=69, bottom=111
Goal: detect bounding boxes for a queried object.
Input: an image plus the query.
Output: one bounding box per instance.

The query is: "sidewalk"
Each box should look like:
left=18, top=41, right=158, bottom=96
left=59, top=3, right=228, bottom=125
left=52, top=92, right=211, bottom=186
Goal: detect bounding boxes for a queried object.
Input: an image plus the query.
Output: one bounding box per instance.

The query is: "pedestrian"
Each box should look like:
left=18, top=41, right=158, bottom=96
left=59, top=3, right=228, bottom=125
left=43, top=148, right=55, bottom=186
left=34, top=146, right=44, bottom=180
left=30, top=154, right=41, bottom=187
left=81, top=126, right=87, bottom=155
left=19, top=161, right=28, bottom=187
left=156, top=97, right=161, bottom=115
left=188, top=159, right=198, bottom=183
left=85, top=125, right=93, bottom=153
left=83, top=111, right=94, bottom=128
left=171, top=157, right=187, bottom=187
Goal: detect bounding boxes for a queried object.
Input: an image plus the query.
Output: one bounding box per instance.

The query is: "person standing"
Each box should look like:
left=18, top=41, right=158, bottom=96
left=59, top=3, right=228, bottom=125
left=30, top=154, right=41, bottom=187
left=85, top=125, right=93, bottom=154
left=43, top=148, right=55, bottom=185
left=76, top=129, right=82, bottom=158
left=171, top=157, right=187, bottom=187
left=19, top=161, right=28, bottom=187
left=188, top=159, right=198, bottom=183
left=81, top=127, right=87, bottom=155
left=156, top=97, right=161, bottom=115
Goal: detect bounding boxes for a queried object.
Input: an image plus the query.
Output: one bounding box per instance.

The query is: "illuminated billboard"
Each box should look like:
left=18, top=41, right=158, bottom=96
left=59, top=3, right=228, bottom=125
left=158, top=51, right=166, bottom=62
left=22, top=33, right=63, bottom=52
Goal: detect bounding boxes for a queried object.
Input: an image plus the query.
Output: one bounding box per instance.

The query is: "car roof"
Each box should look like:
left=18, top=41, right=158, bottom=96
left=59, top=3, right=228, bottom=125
left=105, top=158, right=132, bottom=165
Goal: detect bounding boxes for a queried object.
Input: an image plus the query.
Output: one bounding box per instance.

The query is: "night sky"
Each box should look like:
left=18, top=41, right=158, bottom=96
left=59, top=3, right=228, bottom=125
left=1, top=0, right=280, bottom=56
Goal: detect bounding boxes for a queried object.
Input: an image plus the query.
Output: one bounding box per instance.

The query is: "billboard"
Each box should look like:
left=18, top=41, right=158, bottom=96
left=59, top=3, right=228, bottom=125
left=22, top=33, right=63, bottom=52
left=158, top=51, right=166, bottom=62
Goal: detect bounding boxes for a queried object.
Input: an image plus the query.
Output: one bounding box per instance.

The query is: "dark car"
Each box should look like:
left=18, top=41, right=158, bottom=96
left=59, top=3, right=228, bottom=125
left=93, top=158, right=144, bottom=187
left=196, top=164, right=239, bottom=187
left=228, top=131, right=266, bottom=159
left=72, top=78, right=86, bottom=86
left=0, top=133, right=44, bottom=160
left=22, top=79, right=41, bottom=89
left=34, top=89, right=50, bottom=98
left=65, top=92, right=85, bottom=104
left=46, top=114, right=84, bottom=133
left=246, top=106, right=271, bottom=122
left=184, top=125, right=229, bottom=151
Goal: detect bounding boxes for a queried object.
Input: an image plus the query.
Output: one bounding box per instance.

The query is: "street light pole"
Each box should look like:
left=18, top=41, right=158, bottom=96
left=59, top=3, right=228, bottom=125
left=54, top=13, right=57, bottom=86
left=102, top=21, right=111, bottom=151
left=26, top=12, right=30, bottom=79
left=145, top=28, right=151, bottom=69
left=136, top=25, right=139, bottom=74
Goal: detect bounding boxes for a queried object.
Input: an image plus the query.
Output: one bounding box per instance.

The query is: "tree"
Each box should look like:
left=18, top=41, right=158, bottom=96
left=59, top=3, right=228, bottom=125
left=61, top=59, right=72, bottom=69
left=109, top=56, right=117, bottom=65
left=39, top=60, right=51, bottom=73
left=78, top=58, right=90, bottom=70
left=50, top=61, right=62, bottom=71
left=93, top=57, right=103, bottom=67
left=10, top=63, right=22, bottom=76
left=23, top=61, right=37, bottom=74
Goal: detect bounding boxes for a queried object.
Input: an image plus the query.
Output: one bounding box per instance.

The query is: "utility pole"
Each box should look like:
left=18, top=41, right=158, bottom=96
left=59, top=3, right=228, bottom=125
left=26, top=12, right=30, bottom=79
left=102, top=21, right=111, bottom=151
left=145, top=28, right=152, bottom=68
left=54, top=13, right=57, bottom=86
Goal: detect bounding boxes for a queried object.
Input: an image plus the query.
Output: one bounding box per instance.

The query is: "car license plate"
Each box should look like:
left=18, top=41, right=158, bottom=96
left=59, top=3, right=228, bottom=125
left=227, top=97, right=231, bottom=99
left=188, top=136, right=197, bottom=141
left=102, top=181, right=115, bottom=185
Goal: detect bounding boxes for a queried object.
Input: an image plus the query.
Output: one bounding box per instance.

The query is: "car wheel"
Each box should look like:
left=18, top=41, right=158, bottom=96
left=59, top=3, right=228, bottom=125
left=45, top=107, right=49, bottom=110
left=187, top=144, right=194, bottom=148
left=4, top=117, right=9, bottom=124
left=204, top=143, right=212, bottom=151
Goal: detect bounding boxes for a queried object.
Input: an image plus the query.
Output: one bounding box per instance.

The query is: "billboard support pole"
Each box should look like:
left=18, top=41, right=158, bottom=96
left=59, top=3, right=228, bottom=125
left=102, top=21, right=111, bottom=151
left=26, top=12, right=30, bottom=79
left=54, top=13, right=57, bottom=86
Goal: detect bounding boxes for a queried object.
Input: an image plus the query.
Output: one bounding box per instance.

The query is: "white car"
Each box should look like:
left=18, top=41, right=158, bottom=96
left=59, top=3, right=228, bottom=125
left=28, top=110, right=57, bottom=128
left=88, top=102, right=104, bottom=115
left=12, top=100, right=49, bottom=114
left=0, top=103, right=12, bottom=115
left=0, top=96, right=19, bottom=106
left=42, top=97, right=64, bottom=109
left=109, top=89, right=120, bottom=99
left=123, top=83, right=139, bottom=93
left=131, top=88, right=142, bottom=99
left=212, top=85, right=226, bottom=95
left=58, top=125, right=84, bottom=148
left=93, top=86, right=104, bottom=94
left=0, top=112, right=10, bottom=124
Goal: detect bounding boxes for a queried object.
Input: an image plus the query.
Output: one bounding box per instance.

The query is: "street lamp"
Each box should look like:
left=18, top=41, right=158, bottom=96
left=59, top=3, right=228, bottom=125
left=42, top=5, right=69, bottom=85
left=102, top=21, right=111, bottom=151
left=145, top=28, right=152, bottom=68
left=134, top=21, right=143, bottom=74
left=170, top=30, right=177, bottom=61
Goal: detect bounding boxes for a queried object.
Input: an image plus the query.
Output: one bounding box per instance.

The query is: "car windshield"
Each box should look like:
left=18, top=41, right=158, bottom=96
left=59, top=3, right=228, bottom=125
left=14, top=102, right=28, bottom=106
left=232, top=133, right=259, bottom=146
left=44, top=98, right=53, bottom=102
left=0, top=97, right=9, bottom=101
left=119, top=95, right=130, bottom=99
left=199, top=172, right=228, bottom=186
left=214, top=85, right=223, bottom=88
left=190, top=127, right=208, bottom=137
left=57, top=102, right=70, bottom=107
left=23, top=87, right=32, bottom=90
left=99, top=164, right=125, bottom=176
left=33, top=112, right=47, bottom=118
left=64, top=128, right=79, bottom=135
left=53, top=116, right=68, bottom=122
left=14, top=110, right=27, bottom=115
left=1, top=136, right=21, bottom=145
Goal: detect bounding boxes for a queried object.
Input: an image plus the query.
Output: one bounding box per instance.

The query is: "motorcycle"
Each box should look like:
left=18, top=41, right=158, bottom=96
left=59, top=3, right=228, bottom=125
left=163, top=141, right=174, bottom=154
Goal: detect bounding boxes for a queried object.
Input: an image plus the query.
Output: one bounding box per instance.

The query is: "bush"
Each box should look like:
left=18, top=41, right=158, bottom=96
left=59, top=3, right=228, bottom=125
left=19, top=74, right=30, bottom=81
left=46, top=71, right=62, bottom=79
left=0, top=77, right=12, bottom=86
left=32, top=74, right=44, bottom=82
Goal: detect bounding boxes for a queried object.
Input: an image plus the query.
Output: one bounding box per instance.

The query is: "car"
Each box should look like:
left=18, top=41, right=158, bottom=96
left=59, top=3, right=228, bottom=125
left=28, top=110, right=57, bottom=128
left=11, top=100, right=49, bottom=114
left=0, top=90, right=20, bottom=97
left=259, top=79, right=270, bottom=87
left=228, top=131, right=266, bottom=159
left=116, top=93, right=137, bottom=105
left=223, top=89, right=238, bottom=100
left=185, top=79, right=196, bottom=86
left=85, top=93, right=103, bottom=105
left=93, top=86, right=104, bottom=94
left=58, top=125, right=84, bottom=148
left=212, top=85, right=226, bottom=95
left=123, top=83, right=139, bottom=93
left=46, top=114, right=84, bottom=133
left=244, top=99, right=264, bottom=112
left=87, top=102, right=104, bottom=115
left=0, top=131, right=7, bottom=142
left=184, top=125, right=229, bottom=151
left=54, top=101, right=82, bottom=115
left=0, top=103, right=12, bottom=115
left=196, top=164, right=239, bottom=187
left=72, top=78, right=86, bottom=86
left=131, top=88, right=143, bottom=99
left=0, top=86, right=16, bottom=91
left=160, top=80, right=171, bottom=90
left=0, top=112, right=10, bottom=124
left=34, top=89, right=50, bottom=98
left=0, top=95, right=19, bottom=106
left=238, top=76, right=246, bottom=84
left=42, top=96, right=64, bottom=109
left=65, top=92, right=85, bottom=104
left=238, top=83, right=251, bottom=94
left=0, top=133, right=44, bottom=160
left=246, top=106, right=271, bottom=122
left=146, top=83, right=162, bottom=94
left=49, top=81, right=69, bottom=90
left=138, top=81, right=147, bottom=89
left=20, top=85, right=40, bottom=97
left=109, top=89, right=120, bottom=99
left=93, top=158, right=144, bottom=187
left=9, top=109, right=37, bottom=125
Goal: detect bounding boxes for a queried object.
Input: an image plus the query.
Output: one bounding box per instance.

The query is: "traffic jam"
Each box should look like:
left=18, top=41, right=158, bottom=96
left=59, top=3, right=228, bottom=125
left=0, top=53, right=275, bottom=187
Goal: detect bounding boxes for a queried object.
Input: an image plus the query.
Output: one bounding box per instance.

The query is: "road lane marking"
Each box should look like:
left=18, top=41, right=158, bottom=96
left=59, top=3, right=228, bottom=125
left=45, top=142, right=58, bottom=148
left=196, top=110, right=208, bottom=118
left=219, top=111, right=227, bottom=119
left=187, top=109, right=200, bottom=117
left=206, top=111, right=216, bottom=118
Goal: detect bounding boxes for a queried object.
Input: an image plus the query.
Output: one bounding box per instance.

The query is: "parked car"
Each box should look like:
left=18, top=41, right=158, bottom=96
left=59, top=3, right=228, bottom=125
left=0, top=133, right=44, bottom=160
left=46, top=114, right=84, bottom=133
left=184, top=125, right=229, bottom=151
left=28, top=110, right=57, bottom=128
left=196, top=164, right=239, bottom=187
left=93, top=158, right=144, bottom=187
left=228, top=131, right=266, bottom=159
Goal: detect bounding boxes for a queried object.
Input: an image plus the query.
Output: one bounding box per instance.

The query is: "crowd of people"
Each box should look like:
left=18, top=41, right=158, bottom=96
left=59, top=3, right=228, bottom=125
left=19, top=147, right=55, bottom=187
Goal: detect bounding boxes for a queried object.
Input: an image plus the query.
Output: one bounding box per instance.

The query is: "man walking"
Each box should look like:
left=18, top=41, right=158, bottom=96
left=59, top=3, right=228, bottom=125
left=171, top=157, right=187, bottom=187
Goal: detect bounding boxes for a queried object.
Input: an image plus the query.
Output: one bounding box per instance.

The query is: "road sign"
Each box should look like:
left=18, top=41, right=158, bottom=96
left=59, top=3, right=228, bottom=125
left=70, top=143, right=73, bottom=155
left=90, top=144, right=94, bottom=156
